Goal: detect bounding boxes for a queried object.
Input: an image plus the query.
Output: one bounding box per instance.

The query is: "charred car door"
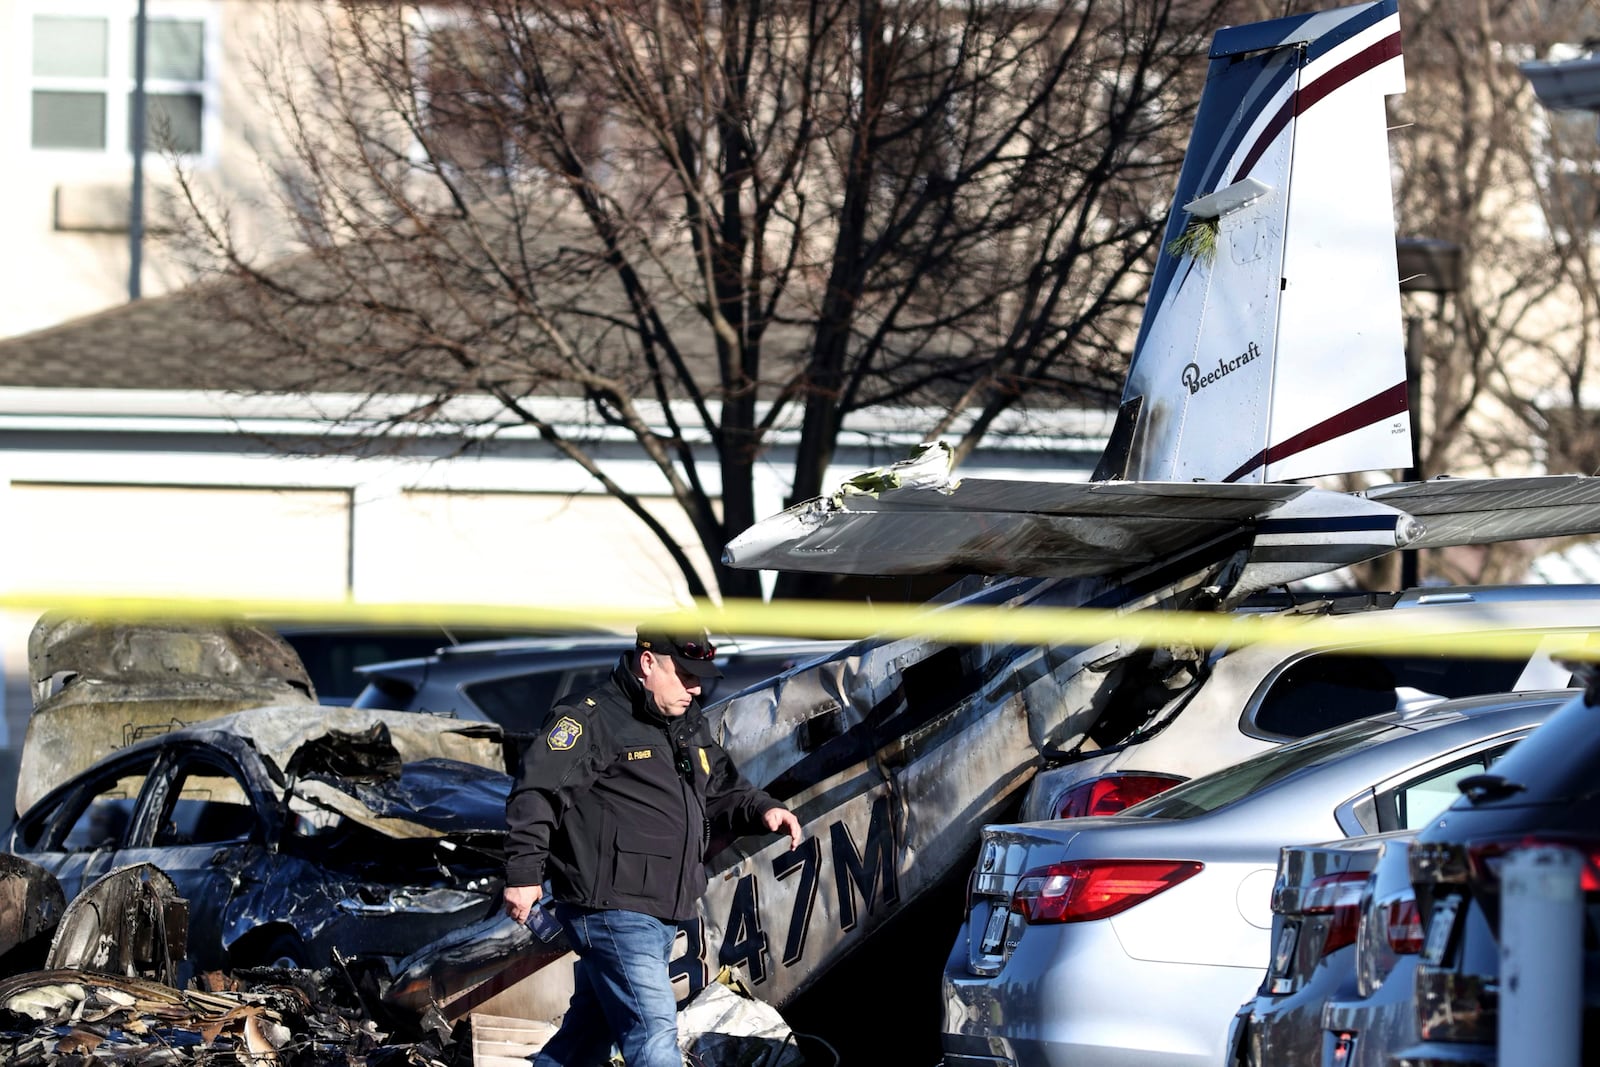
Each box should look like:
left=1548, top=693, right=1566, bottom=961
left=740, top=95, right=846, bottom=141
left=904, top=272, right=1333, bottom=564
left=114, top=742, right=282, bottom=971
left=8, top=748, right=164, bottom=901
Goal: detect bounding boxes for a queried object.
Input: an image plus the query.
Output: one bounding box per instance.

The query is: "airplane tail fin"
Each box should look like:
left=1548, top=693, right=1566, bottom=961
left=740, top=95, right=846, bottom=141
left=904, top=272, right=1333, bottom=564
left=1098, top=0, right=1411, bottom=486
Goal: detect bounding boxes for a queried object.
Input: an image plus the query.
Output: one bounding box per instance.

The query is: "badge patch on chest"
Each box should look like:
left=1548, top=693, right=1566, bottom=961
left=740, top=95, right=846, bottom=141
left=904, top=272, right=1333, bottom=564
left=547, top=716, right=584, bottom=751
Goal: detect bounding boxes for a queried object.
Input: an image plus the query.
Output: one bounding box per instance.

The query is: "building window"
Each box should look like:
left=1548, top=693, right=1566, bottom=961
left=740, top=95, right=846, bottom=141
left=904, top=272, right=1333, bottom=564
left=32, top=17, right=110, bottom=149
left=412, top=8, right=604, bottom=177
left=1544, top=107, right=1600, bottom=238
left=28, top=4, right=214, bottom=158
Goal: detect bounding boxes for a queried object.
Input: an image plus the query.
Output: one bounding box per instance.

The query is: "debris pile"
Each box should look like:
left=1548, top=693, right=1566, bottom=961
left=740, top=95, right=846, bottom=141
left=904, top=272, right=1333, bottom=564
left=0, top=854, right=827, bottom=1065
left=0, top=967, right=414, bottom=1065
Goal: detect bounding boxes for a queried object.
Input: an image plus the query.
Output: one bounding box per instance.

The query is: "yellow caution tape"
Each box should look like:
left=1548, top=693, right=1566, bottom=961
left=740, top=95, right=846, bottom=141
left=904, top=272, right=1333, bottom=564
left=0, top=590, right=1596, bottom=662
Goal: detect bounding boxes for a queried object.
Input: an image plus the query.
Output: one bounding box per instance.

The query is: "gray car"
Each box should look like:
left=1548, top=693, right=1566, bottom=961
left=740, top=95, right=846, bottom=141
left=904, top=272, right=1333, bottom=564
left=1226, top=829, right=1417, bottom=1066
left=941, top=690, right=1576, bottom=1067
left=351, top=634, right=848, bottom=731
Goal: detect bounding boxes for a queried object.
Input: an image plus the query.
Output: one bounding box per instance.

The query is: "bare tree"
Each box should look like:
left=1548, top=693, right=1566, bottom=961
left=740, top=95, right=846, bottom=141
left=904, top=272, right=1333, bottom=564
left=1381, top=0, right=1600, bottom=585
left=168, top=0, right=1233, bottom=601
left=1250, top=0, right=1600, bottom=590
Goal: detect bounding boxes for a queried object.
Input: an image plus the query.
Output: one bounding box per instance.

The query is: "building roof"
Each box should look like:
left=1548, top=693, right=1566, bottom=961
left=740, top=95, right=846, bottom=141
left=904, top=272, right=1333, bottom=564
left=0, top=287, right=271, bottom=392
left=0, top=251, right=1110, bottom=426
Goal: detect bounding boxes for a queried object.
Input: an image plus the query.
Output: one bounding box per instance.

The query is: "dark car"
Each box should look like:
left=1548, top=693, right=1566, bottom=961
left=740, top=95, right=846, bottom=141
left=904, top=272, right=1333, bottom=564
left=351, top=634, right=848, bottom=731
left=1399, top=673, right=1600, bottom=1063
left=267, top=622, right=587, bottom=705
left=1228, top=830, right=1413, bottom=1066
left=1316, top=831, right=1429, bottom=1067
left=2, top=705, right=521, bottom=980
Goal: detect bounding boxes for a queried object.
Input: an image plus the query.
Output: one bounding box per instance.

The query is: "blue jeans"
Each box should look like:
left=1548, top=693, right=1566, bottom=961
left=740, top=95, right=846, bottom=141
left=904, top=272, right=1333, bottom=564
left=533, top=904, right=682, bottom=1067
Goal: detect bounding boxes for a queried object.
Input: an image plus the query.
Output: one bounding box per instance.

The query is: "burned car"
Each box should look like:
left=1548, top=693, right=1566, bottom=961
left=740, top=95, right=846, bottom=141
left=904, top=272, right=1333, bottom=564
left=0, top=704, right=574, bottom=1022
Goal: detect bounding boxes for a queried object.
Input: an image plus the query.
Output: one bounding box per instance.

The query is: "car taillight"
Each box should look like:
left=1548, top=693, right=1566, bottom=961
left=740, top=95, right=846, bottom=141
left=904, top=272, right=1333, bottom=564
left=1009, top=859, right=1201, bottom=924
left=1357, top=886, right=1418, bottom=997
left=1414, top=835, right=1600, bottom=894
left=1465, top=836, right=1600, bottom=893
left=1052, top=773, right=1186, bottom=819
left=1384, top=895, right=1423, bottom=954
left=1304, top=870, right=1370, bottom=958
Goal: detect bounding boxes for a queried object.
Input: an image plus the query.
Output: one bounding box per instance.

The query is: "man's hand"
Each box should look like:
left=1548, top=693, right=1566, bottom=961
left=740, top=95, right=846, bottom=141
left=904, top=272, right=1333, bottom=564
left=504, top=883, right=543, bottom=924
left=763, top=806, right=803, bottom=850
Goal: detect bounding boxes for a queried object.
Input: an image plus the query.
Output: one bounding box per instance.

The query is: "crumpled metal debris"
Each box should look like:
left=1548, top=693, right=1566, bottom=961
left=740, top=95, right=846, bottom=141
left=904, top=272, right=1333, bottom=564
left=677, top=970, right=813, bottom=1067
left=0, top=966, right=447, bottom=1066
left=0, top=861, right=460, bottom=1064
left=0, top=966, right=819, bottom=1067
left=0, top=968, right=304, bottom=1064
left=467, top=970, right=820, bottom=1067
left=832, top=440, right=959, bottom=503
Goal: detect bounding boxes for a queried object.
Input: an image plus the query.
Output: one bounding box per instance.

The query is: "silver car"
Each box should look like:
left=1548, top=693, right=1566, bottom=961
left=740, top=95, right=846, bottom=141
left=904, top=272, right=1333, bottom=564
left=1226, top=829, right=1416, bottom=1066
left=941, top=690, right=1576, bottom=1067
left=1313, top=832, right=1426, bottom=1067
left=1019, top=585, right=1598, bottom=822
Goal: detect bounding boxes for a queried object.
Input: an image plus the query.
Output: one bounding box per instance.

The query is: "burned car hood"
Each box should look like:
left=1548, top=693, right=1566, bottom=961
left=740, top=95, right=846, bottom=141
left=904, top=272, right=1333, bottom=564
left=213, top=706, right=509, bottom=842
left=18, top=616, right=318, bottom=814
left=227, top=706, right=507, bottom=778
left=300, top=757, right=510, bottom=836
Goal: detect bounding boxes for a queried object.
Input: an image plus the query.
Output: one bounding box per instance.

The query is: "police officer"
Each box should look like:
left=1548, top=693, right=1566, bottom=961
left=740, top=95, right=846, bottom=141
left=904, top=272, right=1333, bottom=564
left=503, top=626, right=802, bottom=1067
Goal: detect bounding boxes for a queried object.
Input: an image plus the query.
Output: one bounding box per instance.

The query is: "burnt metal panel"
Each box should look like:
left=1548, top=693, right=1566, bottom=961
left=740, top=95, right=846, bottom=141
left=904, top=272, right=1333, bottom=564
left=46, top=863, right=188, bottom=985
left=0, top=855, right=67, bottom=971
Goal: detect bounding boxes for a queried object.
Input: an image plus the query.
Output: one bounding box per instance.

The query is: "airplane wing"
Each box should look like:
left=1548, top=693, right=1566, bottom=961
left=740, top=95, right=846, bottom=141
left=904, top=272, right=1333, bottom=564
left=1366, top=476, right=1600, bottom=548
left=725, top=440, right=1435, bottom=584
left=722, top=475, right=1308, bottom=577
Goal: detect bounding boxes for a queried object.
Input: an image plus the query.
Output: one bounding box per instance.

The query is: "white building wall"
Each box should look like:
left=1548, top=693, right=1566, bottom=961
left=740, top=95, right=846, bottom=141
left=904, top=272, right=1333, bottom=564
left=0, top=0, right=295, bottom=338
left=0, top=387, right=1113, bottom=760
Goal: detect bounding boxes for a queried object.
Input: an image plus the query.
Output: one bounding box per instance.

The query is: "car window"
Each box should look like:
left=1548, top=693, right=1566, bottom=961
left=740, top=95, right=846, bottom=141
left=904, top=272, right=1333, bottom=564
left=554, top=665, right=612, bottom=703
left=152, top=760, right=257, bottom=847
left=1382, top=742, right=1518, bottom=830
left=1122, top=720, right=1397, bottom=820
left=352, top=674, right=419, bottom=711
left=281, top=634, right=447, bottom=704
left=58, top=763, right=156, bottom=852
left=1253, top=650, right=1529, bottom=738
left=464, top=673, right=566, bottom=730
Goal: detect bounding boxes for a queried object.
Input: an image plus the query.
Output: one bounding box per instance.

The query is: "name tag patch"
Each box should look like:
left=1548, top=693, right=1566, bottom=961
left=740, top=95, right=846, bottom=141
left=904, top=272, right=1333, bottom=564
left=547, top=716, right=584, bottom=751
left=627, top=749, right=653, bottom=761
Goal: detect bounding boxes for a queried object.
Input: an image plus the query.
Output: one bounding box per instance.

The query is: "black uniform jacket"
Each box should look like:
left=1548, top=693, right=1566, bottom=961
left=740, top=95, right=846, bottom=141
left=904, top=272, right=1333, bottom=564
left=504, top=655, right=782, bottom=922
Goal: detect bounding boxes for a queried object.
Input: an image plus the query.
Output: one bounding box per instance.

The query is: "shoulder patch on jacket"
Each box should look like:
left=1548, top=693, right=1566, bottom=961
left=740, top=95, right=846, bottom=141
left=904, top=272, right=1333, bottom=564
left=547, top=716, right=584, bottom=751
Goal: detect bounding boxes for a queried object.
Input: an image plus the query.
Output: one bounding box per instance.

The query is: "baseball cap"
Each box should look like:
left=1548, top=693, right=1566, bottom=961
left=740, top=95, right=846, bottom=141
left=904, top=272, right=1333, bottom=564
left=636, top=627, right=724, bottom=678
